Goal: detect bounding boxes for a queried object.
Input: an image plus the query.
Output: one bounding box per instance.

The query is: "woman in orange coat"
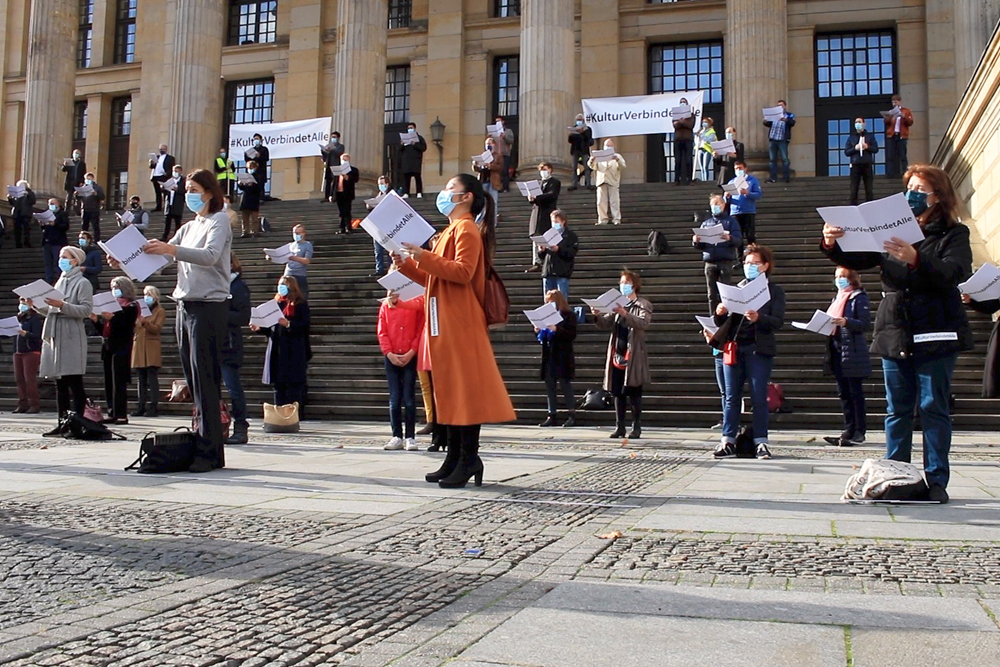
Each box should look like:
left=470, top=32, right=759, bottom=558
left=397, top=173, right=516, bottom=488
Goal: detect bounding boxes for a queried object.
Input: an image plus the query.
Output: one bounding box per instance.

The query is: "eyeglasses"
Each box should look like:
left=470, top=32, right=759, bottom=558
left=744, top=261, right=764, bottom=267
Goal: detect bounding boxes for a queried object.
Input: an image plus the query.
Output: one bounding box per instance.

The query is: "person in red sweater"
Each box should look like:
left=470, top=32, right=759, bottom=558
left=377, top=285, right=424, bottom=451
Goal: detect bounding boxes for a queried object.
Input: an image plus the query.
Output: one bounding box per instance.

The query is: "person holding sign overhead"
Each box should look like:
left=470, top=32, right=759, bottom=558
left=593, top=269, right=652, bottom=439
left=99, top=277, right=139, bottom=424
left=821, top=268, right=871, bottom=448
left=845, top=118, right=879, bottom=206
left=251, top=276, right=311, bottom=421
left=671, top=97, right=696, bottom=185
left=32, top=245, right=93, bottom=435
left=821, top=164, right=973, bottom=503
left=393, top=173, right=516, bottom=488
left=711, top=244, right=785, bottom=460
left=536, top=289, right=578, bottom=428
left=333, top=153, right=360, bottom=234
left=526, top=163, right=561, bottom=273
left=136, top=168, right=232, bottom=472
left=377, top=278, right=424, bottom=450
left=588, top=140, right=626, bottom=226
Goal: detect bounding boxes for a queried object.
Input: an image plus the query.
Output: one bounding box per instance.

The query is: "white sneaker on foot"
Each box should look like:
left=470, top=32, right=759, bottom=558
left=401, top=194, right=409, bottom=199
left=404, top=438, right=419, bottom=451
left=384, top=436, right=404, bottom=450
left=756, top=443, right=772, bottom=459
left=416, top=193, right=423, bottom=199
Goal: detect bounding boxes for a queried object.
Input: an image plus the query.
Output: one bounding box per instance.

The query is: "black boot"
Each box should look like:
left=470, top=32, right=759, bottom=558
left=627, top=394, right=642, bottom=439
left=226, top=422, right=249, bottom=445
left=425, top=425, right=459, bottom=482
left=426, top=423, right=444, bottom=452
left=539, top=415, right=556, bottom=427
left=439, top=425, right=484, bottom=488
left=610, top=397, right=626, bottom=438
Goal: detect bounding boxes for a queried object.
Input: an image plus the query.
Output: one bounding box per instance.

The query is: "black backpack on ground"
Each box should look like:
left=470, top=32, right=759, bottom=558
left=735, top=425, right=757, bottom=458
left=647, top=230, right=671, bottom=256
left=48, top=412, right=125, bottom=441
left=579, top=388, right=614, bottom=410
left=125, top=428, right=196, bottom=474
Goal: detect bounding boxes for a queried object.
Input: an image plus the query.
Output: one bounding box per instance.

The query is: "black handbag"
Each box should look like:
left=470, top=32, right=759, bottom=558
left=46, top=412, right=125, bottom=441
left=126, top=427, right=196, bottom=474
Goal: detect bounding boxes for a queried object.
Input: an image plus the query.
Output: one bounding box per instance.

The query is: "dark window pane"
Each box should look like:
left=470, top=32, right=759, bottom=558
left=228, top=1, right=278, bottom=46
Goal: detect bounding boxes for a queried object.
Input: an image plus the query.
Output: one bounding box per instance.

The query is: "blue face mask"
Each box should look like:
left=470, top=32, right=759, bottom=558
left=744, top=264, right=761, bottom=281
left=408, top=127, right=416, bottom=133
left=905, top=190, right=929, bottom=216
left=855, top=123, right=865, bottom=132
left=185, top=193, right=205, bottom=214
left=725, top=132, right=734, bottom=140
left=78, top=238, right=87, bottom=247
left=254, top=140, right=262, bottom=147
left=552, top=222, right=563, bottom=231
left=18, top=303, right=30, bottom=313
left=85, top=179, right=93, bottom=186
left=277, top=284, right=290, bottom=297
left=710, top=205, right=723, bottom=216
left=144, top=295, right=155, bottom=306
left=620, top=283, right=633, bottom=297
left=378, top=183, right=389, bottom=193
left=293, top=233, right=303, bottom=243
left=331, top=137, right=339, bottom=145
left=112, top=288, right=123, bottom=298
left=735, top=169, right=746, bottom=178
left=436, top=190, right=462, bottom=217
left=835, top=277, right=851, bottom=290
left=59, top=258, right=74, bottom=273
left=575, top=120, right=583, bottom=127
left=49, top=204, right=59, bottom=212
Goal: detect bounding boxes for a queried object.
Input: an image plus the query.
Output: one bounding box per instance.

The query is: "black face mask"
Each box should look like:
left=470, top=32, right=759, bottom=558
left=131, top=202, right=140, bottom=209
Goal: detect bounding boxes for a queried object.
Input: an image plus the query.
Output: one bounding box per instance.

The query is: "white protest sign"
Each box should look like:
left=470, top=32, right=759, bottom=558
left=263, top=243, right=294, bottom=265
left=762, top=106, right=785, bottom=122
left=159, top=177, right=178, bottom=192
left=523, top=302, right=564, bottom=329
left=959, top=263, right=1000, bottom=302
left=360, top=191, right=436, bottom=254
left=792, top=310, right=837, bottom=337
left=693, top=224, right=727, bottom=245
left=116, top=210, right=134, bottom=227
left=399, top=132, right=419, bottom=146
left=98, top=225, right=168, bottom=282
left=0, top=316, right=22, bottom=337
left=582, top=289, right=629, bottom=313
left=92, top=291, right=123, bottom=316
left=33, top=210, right=56, bottom=223
left=364, top=194, right=389, bottom=209
left=227, top=117, right=333, bottom=160
left=722, top=174, right=748, bottom=194
left=486, top=123, right=503, bottom=138
left=328, top=164, right=350, bottom=177
left=377, top=271, right=425, bottom=302
left=530, top=227, right=563, bottom=247
left=139, top=300, right=152, bottom=318
left=718, top=275, right=771, bottom=315
left=710, top=138, right=736, bottom=155
left=74, top=184, right=94, bottom=197
left=817, top=193, right=924, bottom=253
left=880, top=108, right=901, bottom=121
left=695, top=315, right=719, bottom=336
left=589, top=148, right=616, bottom=162
left=14, top=280, right=64, bottom=304
left=670, top=104, right=691, bottom=119
left=250, top=300, right=283, bottom=328
left=7, top=185, right=25, bottom=198
left=582, top=90, right=705, bottom=138
left=237, top=173, right=257, bottom=186
left=472, top=150, right=494, bottom=166
left=516, top=180, right=543, bottom=199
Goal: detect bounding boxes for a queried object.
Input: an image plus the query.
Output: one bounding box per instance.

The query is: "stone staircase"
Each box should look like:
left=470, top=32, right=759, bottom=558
left=2, top=176, right=998, bottom=432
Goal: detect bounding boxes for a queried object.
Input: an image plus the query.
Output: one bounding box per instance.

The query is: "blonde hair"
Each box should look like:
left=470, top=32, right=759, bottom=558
left=143, top=285, right=162, bottom=302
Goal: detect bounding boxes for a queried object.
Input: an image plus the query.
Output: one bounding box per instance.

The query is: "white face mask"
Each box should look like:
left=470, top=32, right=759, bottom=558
left=540, top=170, right=551, bottom=180
left=604, top=144, right=613, bottom=151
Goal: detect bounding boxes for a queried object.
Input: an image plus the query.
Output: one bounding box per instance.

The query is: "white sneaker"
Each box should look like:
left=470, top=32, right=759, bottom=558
left=404, top=438, right=419, bottom=451
left=416, top=193, right=423, bottom=199
left=384, top=436, right=404, bottom=450
left=401, top=194, right=409, bottom=199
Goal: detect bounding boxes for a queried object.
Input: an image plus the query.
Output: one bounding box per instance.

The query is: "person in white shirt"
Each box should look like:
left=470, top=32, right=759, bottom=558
left=587, top=139, right=627, bottom=225
left=148, top=144, right=175, bottom=212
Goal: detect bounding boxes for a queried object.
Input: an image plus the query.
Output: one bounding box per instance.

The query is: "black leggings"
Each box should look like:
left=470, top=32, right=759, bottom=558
left=56, top=375, right=87, bottom=417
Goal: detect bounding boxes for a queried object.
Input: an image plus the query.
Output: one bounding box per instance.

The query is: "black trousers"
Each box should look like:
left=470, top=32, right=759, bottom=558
left=136, top=367, right=160, bottom=410
left=163, top=214, right=182, bottom=241
left=56, top=375, right=87, bottom=418
left=177, top=300, right=227, bottom=467
left=614, top=390, right=643, bottom=430
left=403, top=172, right=423, bottom=196
left=82, top=211, right=101, bottom=242
left=335, top=194, right=353, bottom=231
left=850, top=164, right=874, bottom=205
left=150, top=176, right=167, bottom=210
left=543, top=364, right=575, bottom=417
left=442, top=424, right=481, bottom=457
left=832, top=356, right=867, bottom=440
left=674, top=139, right=693, bottom=183
left=501, top=155, right=511, bottom=192
left=885, top=136, right=908, bottom=178
left=735, top=213, right=756, bottom=247
left=103, top=351, right=131, bottom=419
left=275, top=382, right=307, bottom=420
left=704, top=261, right=732, bottom=314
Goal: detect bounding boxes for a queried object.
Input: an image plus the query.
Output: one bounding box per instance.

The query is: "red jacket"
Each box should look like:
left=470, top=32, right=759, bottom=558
left=395, top=296, right=430, bottom=371
left=886, top=107, right=914, bottom=139
left=377, top=298, right=424, bottom=357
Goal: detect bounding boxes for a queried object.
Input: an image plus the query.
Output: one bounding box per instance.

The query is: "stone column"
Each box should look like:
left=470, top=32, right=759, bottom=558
left=725, top=0, right=788, bottom=164
left=167, top=0, right=225, bottom=174
left=20, top=0, right=77, bottom=196
left=331, top=0, right=387, bottom=187
left=955, top=0, right=1000, bottom=97
left=519, top=0, right=575, bottom=169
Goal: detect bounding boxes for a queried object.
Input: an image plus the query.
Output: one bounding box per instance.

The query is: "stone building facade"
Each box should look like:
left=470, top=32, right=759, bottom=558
left=0, top=0, right=995, bottom=206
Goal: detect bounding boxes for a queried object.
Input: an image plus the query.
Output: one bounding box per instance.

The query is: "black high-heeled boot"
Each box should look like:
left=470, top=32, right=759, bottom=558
left=426, top=423, right=444, bottom=452
left=425, top=425, right=459, bottom=483
left=439, top=425, right=483, bottom=488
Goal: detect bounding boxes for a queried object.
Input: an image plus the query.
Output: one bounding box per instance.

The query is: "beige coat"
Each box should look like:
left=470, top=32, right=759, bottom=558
left=588, top=153, right=626, bottom=187
left=131, top=304, right=166, bottom=368
left=594, top=296, right=653, bottom=389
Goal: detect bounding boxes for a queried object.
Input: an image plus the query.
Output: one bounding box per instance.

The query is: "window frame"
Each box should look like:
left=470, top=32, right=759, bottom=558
left=224, top=78, right=276, bottom=194
left=388, top=0, right=411, bottom=29
left=494, top=0, right=520, bottom=18
left=78, top=0, right=94, bottom=68
left=384, top=65, right=411, bottom=126
left=113, top=0, right=138, bottom=65
left=815, top=29, right=897, bottom=101
left=227, top=0, right=278, bottom=47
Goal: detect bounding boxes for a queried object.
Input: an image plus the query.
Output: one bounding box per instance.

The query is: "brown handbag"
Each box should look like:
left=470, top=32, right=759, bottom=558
left=482, top=263, right=510, bottom=329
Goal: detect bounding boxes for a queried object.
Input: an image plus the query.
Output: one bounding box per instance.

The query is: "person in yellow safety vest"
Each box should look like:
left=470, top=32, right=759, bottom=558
left=215, top=148, right=236, bottom=196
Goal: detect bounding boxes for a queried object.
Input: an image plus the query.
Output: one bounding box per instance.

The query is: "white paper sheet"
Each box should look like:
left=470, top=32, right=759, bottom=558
left=530, top=227, right=563, bottom=247
left=589, top=148, right=615, bottom=161
left=263, top=243, right=294, bottom=265
left=817, top=193, right=925, bottom=253
left=880, top=108, right=901, bottom=120
left=6, top=185, right=25, bottom=198
left=33, top=209, right=56, bottom=223
left=319, top=140, right=335, bottom=152
left=486, top=123, right=503, bottom=138
left=377, top=271, right=425, bottom=302
left=148, top=152, right=158, bottom=161
left=516, top=180, right=543, bottom=199
left=116, top=210, right=134, bottom=226
left=472, top=150, right=494, bottom=165
left=14, top=279, right=65, bottom=304
left=695, top=315, right=719, bottom=336
left=250, top=300, right=283, bottom=329
left=364, top=194, right=388, bottom=209
left=792, top=309, right=837, bottom=336
left=97, top=225, right=168, bottom=282
left=139, top=300, right=152, bottom=318
left=359, top=191, right=436, bottom=254
left=581, top=289, right=629, bottom=313
left=709, top=138, right=736, bottom=155
left=722, top=175, right=749, bottom=194
left=159, top=177, right=178, bottom=192
left=237, top=173, right=257, bottom=186
left=762, top=106, right=785, bottom=122
left=328, top=164, right=350, bottom=177
left=670, top=104, right=692, bottom=120
left=718, top=276, right=771, bottom=315
left=399, top=132, right=419, bottom=145
left=959, top=263, right=1000, bottom=302
left=92, top=291, right=123, bottom=316
left=0, top=316, right=22, bottom=337
left=523, top=302, right=564, bottom=329
left=245, top=148, right=259, bottom=160
left=693, top=223, right=727, bottom=245
left=74, top=185, right=94, bottom=197
left=62, top=158, right=75, bottom=167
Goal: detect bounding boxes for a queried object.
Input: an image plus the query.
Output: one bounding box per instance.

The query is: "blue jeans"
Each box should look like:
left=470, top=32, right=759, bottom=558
left=722, top=345, right=774, bottom=444
left=713, top=354, right=726, bottom=418
left=543, top=277, right=570, bottom=299
left=882, top=354, right=957, bottom=488
left=221, top=362, right=248, bottom=429
left=373, top=239, right=387, bottom=275
left=768, top=140, right=790, bottom=181
left=484, top=183, right=500, bottom=219
left=43, top=245, right=61, bottom=284
left=385, top=356, right=417, bottom=438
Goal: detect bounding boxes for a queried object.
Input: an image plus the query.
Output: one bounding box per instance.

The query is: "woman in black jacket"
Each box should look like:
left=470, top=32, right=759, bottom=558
left=537, top=289, right=577, bottom=428
left=13, top=298, right=44, bottom=413
left=99, top=276, right=139, bottom=424
left=537, top=210, right=579, bottom=298
left=712, top=244, right=786, bottom=460
left=222, top=254, right=252, bottom=444
left=822, top=164, right=973, bottom=503
left=822, top=267, right=872, bottom=447
left=961, top=293, right=999, bottom=399
left=252, top=275, right=311, bottom=419
left=237, top=162, right=263, bottom=238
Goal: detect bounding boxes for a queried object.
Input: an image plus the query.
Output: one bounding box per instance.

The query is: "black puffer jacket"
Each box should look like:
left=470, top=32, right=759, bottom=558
left=822, top=215, right=974, bottom=360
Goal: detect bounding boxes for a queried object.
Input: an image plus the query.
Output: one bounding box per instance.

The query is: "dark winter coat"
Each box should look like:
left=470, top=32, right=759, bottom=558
left=540, top=314, right=576, bottom=381
left=333, top=167, right=360, bottom=202
left=714, top=140, right=745, bottom=185
left=222, top=275, right=251, bottom=368
left=568, top=127, right=594, bottom=156
left=528, top=177, right=560, bottom=236
left=238, top=174, right=263, bottom=212
left=167, top=176, right=187, bottom=217
left=712, top=282, right=786, bottom=358
left=967, top=298, right=999, bottom=397
left=399, top=133, right=427, bottom=174
left=694, top=213, right=742, bottom=263
left=260, top=300, right=311, bottom=386
left=538, top=226, right=579, bottom=278
left=844, top=131, right=880, bottom=166
left=15, top=311, right=43, bottom=354
left=101, top=302, right=139, bottom=361
left=672, top=115, right=696, bottom=141
left=8, top=189, right=36, bottom=218
left=823, top=288, right=872, bottom=378
left=246, top=145, right=270, bottom=184
left=822, top=215, right=974, bottom=361
left=82, top=246, right=103, bottom=291
left=42, top=210, right=70, bottom=247
left=81, top=184, right=105, bottom=213
left=62, top=159, right=87, bottom=191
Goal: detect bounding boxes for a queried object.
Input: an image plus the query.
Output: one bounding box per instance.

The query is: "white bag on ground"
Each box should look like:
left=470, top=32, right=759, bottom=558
left=842, top=458, right=929, bottom=501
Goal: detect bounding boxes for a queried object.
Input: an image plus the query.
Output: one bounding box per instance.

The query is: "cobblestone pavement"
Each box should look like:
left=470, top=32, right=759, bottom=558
left=2, top=419, right=999, bottom=666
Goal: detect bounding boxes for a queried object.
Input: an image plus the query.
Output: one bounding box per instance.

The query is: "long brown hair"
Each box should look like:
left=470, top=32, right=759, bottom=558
left=278, top=275, right=306, bottom=305
left=186, top=168, right=225, bottom=215
left=903, top=164, right=962, bottom=226
left=544, top=289, right=571, bottom=314
left=453, top=173, right=497, bottom=262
